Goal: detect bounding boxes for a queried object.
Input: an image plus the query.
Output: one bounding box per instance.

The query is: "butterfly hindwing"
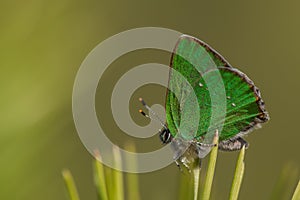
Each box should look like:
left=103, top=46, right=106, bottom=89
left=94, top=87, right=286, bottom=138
left=208, top=67, right=269, bottom=141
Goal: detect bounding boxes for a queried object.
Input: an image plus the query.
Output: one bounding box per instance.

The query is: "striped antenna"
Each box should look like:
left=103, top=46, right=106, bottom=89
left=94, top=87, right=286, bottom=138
left=138, top=98, right=167, bottom=129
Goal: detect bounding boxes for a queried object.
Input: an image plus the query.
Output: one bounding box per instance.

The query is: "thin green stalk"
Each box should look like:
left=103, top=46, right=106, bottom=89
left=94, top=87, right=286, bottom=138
left=112, top=145, right=124, bottom=200
left=270, top=163, right=299, bottom=200
left=193, top=166, right=201, bottom=200
left=104, top=165, right=113, bottom=199
left=199, top=131, right=219, bottom=200
left=229, top=145, right=246, bottom=200
left=125, top=142, right=141, bottom=200
left=292, top=179, right=300, bottom=200
left=94, top=151, right=109, bottom=200
left=62, top=169, right=80, bottom=200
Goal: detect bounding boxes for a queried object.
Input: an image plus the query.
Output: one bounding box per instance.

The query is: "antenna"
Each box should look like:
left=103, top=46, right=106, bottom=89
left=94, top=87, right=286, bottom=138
left=138, top=98, right=167, bottom=129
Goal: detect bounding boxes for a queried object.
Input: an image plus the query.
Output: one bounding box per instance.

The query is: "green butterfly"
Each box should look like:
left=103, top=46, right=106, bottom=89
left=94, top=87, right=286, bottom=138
left=141, top=35, right=269, bottom=168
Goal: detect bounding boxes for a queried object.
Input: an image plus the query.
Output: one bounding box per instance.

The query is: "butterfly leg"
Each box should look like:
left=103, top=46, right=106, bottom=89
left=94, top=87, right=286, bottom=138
left=218, top=137, right=249, bottom=151
left=196, top=142, right=217, bottom=147
left=195, top=130, right=218, bottom=147
left=175, top=160, right=183, bottom=172
left=181, top=157, right=192, bottom=173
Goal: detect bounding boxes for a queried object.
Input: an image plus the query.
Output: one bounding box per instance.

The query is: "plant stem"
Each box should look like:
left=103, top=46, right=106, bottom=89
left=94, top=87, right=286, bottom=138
left=292, top=179, right=300, bottom=200
left=193, top=166, right=201, bottom=200
left=229, top=145, right=246, bottom=200
left=125, top=142, right=141, bottom=200
left=94, top=151, right=109, bottom=200
left=62, top=169, right=80, bottom=200
left=270, top=163, right=299, bottom=200
left=112, top=145, right=124, bottom=200
left=200, top=131, right=219, bottom=200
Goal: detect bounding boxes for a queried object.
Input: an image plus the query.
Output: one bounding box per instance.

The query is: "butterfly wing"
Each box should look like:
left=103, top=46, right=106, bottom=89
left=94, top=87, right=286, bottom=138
left=216, top=67, right=269, bottom=140
left=166, top=35, right=269, bottom=142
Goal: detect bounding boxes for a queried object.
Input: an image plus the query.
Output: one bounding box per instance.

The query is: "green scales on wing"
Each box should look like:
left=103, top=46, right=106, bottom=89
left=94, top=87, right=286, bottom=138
left=165, top=35, right=269, bottom=144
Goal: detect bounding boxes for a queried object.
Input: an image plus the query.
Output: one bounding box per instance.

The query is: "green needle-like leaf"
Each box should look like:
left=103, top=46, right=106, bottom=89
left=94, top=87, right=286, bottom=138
left=229, top=145, right=246, bottom=200
left=200, top=131, right=219, bottom=200
left=270, top=164, right=299, bottom=200
left=125, top=142, right=141, bottom=200
left=62, top=169, right=80, bottom=200
left=103, top=165, right=114, bottom=200
left=193, top=166, right=201, bottom=200
left=112, top=145, right=124, bottom=200
left=292, top=179, right=300, bottom=200
left=94, top=151, right=109, bottom=200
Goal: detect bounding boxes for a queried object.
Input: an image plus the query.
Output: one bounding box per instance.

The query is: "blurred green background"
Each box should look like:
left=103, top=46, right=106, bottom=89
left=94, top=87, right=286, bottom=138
left=1, top=0, right=299, bottom=199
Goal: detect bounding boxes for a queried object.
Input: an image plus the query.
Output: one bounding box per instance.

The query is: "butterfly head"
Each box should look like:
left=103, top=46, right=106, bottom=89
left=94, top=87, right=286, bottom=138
left=159, top=127, right=172, bottom=144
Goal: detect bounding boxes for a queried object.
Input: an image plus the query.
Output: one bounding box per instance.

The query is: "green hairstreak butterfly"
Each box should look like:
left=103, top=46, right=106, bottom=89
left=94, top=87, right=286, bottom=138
left=140, top=35, right=269, bottom=169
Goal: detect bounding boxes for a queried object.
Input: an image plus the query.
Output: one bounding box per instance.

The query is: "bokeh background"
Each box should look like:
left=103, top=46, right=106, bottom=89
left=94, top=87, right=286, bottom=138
left=1, top=0, right=299, bottom=200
